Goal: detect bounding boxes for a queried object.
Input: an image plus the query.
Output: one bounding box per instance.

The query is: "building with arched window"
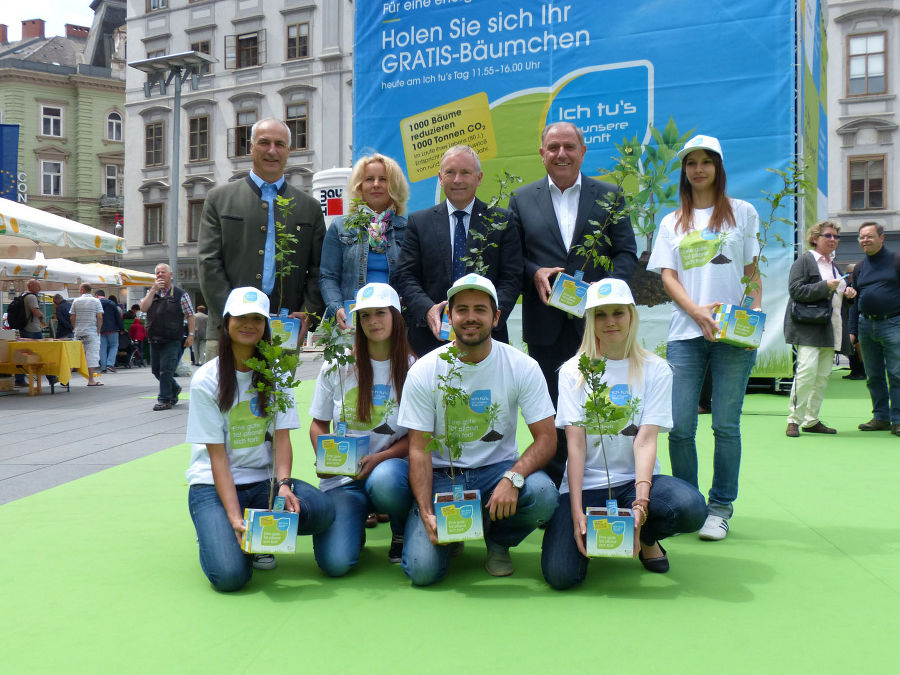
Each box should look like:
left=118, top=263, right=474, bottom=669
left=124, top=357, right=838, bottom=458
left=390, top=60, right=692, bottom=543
left=122, top=0, right=353, bottom=302
left=0, top=5, right=126, bottom=243
left=827, top=0, right=900, bottom=261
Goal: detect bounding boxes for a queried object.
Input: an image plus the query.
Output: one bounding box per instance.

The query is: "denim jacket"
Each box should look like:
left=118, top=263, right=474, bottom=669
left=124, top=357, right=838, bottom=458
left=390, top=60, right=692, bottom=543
left=319, top=211, right=408, bottom=318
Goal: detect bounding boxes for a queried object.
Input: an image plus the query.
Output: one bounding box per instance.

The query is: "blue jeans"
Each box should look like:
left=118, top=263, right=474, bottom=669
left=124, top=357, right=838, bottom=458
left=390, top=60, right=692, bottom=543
left=313, top=458, right=412, bottom=577
left=540, top=476, right=707, bottom=590
left=188, top=479, right=334, bottom=592
left=401, top=460, right=558, bottom=586
left=100, top=333, right=118, bottom=370
left=667, top=337, right=756, bottom=518
left=150, top=339, right=181, bottom=403
left=857, top=315, right=900, bottom=424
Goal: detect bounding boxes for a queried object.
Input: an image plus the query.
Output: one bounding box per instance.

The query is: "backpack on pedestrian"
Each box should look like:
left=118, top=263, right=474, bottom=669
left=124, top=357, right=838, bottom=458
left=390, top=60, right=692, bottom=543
left=7, top=292, right=35, bottom=331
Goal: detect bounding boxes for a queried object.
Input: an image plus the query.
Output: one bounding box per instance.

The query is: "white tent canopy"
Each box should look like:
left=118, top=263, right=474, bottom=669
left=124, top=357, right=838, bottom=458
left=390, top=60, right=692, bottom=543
left=0, top=198, right=126, bottom=258
left=0, top=252, right=113, bottom=286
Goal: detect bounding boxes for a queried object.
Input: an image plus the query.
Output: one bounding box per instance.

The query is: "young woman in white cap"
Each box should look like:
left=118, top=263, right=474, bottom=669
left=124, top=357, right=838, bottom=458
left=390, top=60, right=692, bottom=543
left=185, top=286, right=334, bottom=591
left=309, top=282, right=416, bottom=574
left=541, top=279, right=706, bottom=589
left=646, top=134, right=761, bottom=541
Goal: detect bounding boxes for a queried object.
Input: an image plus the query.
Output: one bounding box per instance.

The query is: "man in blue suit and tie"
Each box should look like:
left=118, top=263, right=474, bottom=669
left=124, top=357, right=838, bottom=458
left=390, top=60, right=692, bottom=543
left=393, top=145, right=523, bottom=357
left=509, top=122, right=638, bottom=485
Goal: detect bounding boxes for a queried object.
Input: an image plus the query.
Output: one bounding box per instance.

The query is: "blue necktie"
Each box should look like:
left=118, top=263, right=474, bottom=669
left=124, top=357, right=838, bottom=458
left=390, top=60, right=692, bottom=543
left=261, top=182, right=276, bottom=296
left=452, top=209, right=467, bottom=282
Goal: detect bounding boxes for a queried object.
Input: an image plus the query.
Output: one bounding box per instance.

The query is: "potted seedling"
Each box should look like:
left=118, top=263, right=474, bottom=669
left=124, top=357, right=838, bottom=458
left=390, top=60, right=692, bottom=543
left=621, top=120, right=695, bottom=306
left=714, top=160, right=810, bottom=349
left=424, top=346, right=484, bottom=543
left=574, top=354, right=641, bottom=558
left=548, top=120, right=694, bottom=312
left=268, top=195, right=303, bottom=349
left=240, top=329, right=303, bottom=554
left=312, top=315, right=369, bottom=475
left=548, top=158, right=630, bottom=317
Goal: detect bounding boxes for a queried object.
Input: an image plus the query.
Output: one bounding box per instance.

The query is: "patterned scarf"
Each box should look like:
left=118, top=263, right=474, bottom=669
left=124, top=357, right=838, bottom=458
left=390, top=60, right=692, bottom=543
left=361, top=206, right=394, bottom=254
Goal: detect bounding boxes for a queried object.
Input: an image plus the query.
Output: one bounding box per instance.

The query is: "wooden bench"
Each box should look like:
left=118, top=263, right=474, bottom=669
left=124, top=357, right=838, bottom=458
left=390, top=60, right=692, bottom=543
left=0, top=361, right=54, bottom=396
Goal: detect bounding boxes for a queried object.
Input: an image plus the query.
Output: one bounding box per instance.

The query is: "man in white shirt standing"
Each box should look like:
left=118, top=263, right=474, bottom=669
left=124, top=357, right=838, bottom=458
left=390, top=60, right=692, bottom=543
left=398, top=274, right=558, bottom=586
left=69, top=283, right=104, bottom=386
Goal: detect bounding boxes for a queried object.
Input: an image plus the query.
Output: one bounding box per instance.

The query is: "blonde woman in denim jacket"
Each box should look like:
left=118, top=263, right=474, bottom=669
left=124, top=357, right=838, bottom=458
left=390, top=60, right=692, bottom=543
left=320, top=154, right=410, bottom=329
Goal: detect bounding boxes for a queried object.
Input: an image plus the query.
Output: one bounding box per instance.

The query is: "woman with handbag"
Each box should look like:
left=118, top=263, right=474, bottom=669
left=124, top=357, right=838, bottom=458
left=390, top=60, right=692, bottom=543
left=784, top=220, right=857, bottom=437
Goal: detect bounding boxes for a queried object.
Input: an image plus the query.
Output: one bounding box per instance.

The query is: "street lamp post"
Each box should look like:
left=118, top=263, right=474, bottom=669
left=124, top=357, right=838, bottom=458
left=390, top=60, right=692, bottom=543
left=127, top=52, right=215, bottom=283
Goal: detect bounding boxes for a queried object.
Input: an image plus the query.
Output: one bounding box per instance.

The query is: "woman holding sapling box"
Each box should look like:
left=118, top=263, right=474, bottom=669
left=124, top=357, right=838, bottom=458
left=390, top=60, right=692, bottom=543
left=319, top=153, right=409, bottom=330
left=309, top=283, right=416, bottom=574
left=541, top=279, right=706, bottom=590
left=646, top=134, right=761, bottom=542
left=185, top=287, right=334, bottom=592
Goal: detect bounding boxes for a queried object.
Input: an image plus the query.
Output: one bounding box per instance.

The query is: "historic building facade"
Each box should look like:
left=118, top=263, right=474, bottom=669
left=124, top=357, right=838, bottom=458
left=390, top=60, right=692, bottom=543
left=827, top=0, right=900, bottom=260
left=0, top=7, right=126, bottom=247
left=123, top=0, right=354, bottom=300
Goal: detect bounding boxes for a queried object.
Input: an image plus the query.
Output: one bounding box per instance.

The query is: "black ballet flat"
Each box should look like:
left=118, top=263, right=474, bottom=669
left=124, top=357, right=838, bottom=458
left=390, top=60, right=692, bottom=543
left=638, top=542, right=669, bottom=573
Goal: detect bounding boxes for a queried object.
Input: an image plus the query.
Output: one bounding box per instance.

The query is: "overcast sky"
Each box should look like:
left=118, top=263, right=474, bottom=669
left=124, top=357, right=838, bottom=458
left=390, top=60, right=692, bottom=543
left=3, top=1, right=96, bottom=41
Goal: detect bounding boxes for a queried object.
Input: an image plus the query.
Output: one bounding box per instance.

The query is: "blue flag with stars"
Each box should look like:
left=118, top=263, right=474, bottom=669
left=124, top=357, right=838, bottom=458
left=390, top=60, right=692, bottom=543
left=0, top=124, right=19, bottom=201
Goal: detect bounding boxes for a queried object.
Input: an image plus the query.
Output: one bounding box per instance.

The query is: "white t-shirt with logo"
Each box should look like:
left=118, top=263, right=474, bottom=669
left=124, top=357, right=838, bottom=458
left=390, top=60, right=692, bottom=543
left=647, top=199, right=760, bottom=341
left=186, top=359, right=300, bottom=486
left=399, top=341, right=555, bottom=469
left=555, top=354, right=672, bottom=495
left=309, top=357, right=409, bottom=491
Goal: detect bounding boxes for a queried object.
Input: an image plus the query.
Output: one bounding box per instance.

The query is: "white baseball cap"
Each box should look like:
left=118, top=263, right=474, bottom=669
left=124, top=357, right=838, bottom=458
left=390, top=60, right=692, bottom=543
left=678, top=134, right=724, bottom=161
left=223, top=287, right=270, bottom=317
left=352, top=282, right=401, bottom=313
left=447, top=273, right=499, bottom=306
left=585, top=278, right=635, bottom=309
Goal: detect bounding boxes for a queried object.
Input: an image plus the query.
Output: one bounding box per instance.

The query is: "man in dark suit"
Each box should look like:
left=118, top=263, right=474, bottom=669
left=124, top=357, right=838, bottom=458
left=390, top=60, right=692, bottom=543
left=510, top=121, right=637, bottom=485
left=393, top=145, right=523, bottom=356
left=198, top=118, right=325, bottom=358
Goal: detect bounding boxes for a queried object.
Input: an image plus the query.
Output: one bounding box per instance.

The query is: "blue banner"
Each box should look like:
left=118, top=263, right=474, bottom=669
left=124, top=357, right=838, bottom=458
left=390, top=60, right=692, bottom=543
left=0, top=123, right=19, bottom=201
left=355, top=1, right=817, bottom=376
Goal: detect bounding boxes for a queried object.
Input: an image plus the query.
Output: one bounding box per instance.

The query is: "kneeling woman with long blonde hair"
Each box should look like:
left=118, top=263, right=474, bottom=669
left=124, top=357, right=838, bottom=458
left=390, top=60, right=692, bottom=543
left=541, top=279, right=706, bottom=590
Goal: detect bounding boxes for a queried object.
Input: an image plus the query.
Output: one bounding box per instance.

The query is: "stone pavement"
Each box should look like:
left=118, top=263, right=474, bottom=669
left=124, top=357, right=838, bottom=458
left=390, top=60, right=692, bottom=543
left=0, top=352, right=322, bottom=505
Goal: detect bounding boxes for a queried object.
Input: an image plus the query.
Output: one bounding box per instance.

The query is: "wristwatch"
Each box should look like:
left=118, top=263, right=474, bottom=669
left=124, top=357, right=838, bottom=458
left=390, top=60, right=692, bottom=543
left=277, top=478, right=293, bottom=491
left=503, top=471, right=524, bottom=489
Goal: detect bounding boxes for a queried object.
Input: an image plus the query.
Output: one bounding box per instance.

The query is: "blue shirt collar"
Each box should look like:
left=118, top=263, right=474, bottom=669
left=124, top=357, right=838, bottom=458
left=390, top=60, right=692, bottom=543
left=249, top=170, right=285, bottom=192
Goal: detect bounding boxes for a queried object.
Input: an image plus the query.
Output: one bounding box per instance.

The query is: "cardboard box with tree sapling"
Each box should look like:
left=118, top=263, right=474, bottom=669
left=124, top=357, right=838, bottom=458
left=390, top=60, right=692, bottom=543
left=434, top=484, right=483, bottom=543
left=241, top=507, right=299, bottom=554
left=269, top=308, right=301, bottom=350
left=715, top=159, right=809, bottom=350
left=586, top=502, right=634, bottom=558
left=316, top=422, right=368, bottom=475
left=714, top=301, right=765, bottom=349
left=548, top=270, right=590, bottom=317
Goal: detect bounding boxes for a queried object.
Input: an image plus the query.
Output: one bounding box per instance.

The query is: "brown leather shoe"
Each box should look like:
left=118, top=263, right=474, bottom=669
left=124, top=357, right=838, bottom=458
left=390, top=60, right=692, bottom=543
left=859, top=419, right=891, bottom=431
left=786, top=423, right=799, bottom=437
left=802, top=421, right=836, bottom=434
left=892, top=424, right=900, bottom=436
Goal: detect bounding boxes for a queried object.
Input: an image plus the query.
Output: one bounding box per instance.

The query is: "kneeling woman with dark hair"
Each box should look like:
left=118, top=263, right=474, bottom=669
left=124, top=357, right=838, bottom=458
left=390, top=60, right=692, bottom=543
left=185, top=287, right=334, bottom=592
left=309, top=282, right=416, bottom=575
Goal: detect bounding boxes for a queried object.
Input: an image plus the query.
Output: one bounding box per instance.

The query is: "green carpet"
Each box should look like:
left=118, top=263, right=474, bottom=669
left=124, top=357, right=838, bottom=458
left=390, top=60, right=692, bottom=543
left=2, top=374, right=898, bottom=672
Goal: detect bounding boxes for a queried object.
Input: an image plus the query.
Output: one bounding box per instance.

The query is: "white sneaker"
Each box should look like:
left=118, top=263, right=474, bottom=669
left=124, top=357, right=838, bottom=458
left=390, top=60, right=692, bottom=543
left=698, top=515, right=729, bottom=541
